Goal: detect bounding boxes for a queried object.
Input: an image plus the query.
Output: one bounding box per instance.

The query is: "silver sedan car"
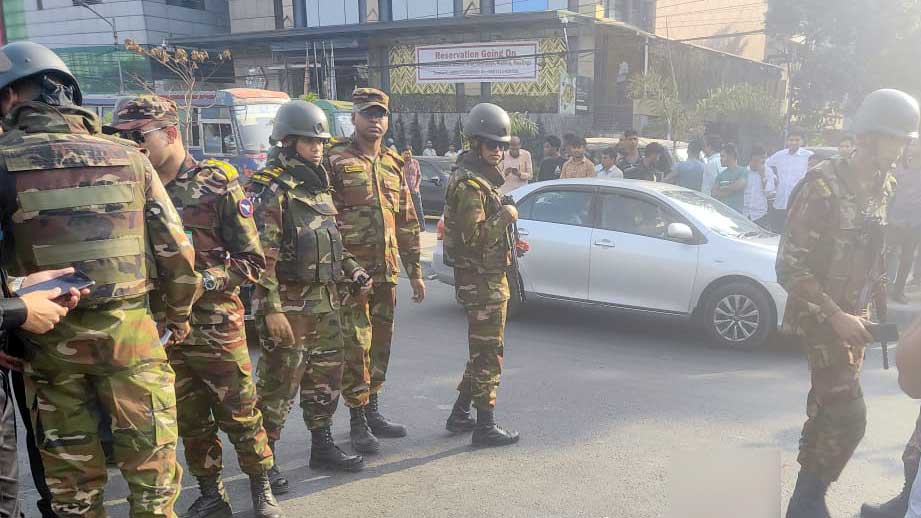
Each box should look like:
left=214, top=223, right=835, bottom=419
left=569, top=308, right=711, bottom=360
left=433, top=179, right=788, bottom=349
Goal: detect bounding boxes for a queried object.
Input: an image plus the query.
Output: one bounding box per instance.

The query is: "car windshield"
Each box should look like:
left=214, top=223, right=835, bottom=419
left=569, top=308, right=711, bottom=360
left=233, top=103, right=282, bottom=153
left=663, top=190, right=769, bottom=238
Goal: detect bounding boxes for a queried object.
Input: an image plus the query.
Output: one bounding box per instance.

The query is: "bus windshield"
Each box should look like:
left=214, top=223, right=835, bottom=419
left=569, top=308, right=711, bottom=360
left=233, top=103, right=282, bottom=152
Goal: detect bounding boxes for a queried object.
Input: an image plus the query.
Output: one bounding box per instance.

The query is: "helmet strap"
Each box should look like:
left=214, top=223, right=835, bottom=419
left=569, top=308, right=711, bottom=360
left=37, top=74, right=75, bottom=107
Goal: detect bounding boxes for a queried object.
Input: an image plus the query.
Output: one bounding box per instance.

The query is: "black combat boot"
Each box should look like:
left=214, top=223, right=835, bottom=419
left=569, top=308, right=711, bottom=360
left=366, top=393, right=407, bottom=438
left=184, top=475, right=232, bottom=518
left=349, top=406, right=381, bottom=454
left=250, top=472, right=284, bottom=518
left=786, top=470, right=830, bottom=518
left=861, top=461, right=917, bottom=518
left=471, top=408, right=520, bottom=448
left=445, top=393, right=476, bottom=433
left=309, top=427, right=366, bottom=472
left=265, top=440, right=289, bottom=495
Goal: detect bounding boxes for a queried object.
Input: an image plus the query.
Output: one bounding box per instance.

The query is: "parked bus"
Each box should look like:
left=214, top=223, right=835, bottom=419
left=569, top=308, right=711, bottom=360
left=84, top=88, right=291, bottom=178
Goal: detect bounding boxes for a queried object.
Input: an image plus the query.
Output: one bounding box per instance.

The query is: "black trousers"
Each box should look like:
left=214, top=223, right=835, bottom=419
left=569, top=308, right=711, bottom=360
left=10, top=368, right=55, bottom=518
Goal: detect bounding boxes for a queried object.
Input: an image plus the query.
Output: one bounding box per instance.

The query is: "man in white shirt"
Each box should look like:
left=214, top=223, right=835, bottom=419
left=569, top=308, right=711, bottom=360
left=702, top=134, right=724, bottom=196
left=765, top=129, right=813, bottom=232
left=444, top=143, right=459, bottom=160
left=422, top=140, right=437, bottom=157
left=499, top=136, right=532, bottom=194
left=742, top=145, right=776, bottom=228
left=595, top=147, right=624, bottom=179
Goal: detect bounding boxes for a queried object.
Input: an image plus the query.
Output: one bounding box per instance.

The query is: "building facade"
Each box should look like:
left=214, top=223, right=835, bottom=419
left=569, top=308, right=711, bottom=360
left=1, top=0, right=230, bottom=92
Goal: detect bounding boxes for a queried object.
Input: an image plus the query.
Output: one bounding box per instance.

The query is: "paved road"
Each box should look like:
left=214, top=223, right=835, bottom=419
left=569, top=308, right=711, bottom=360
left=17, top=280, right=921, bottom=517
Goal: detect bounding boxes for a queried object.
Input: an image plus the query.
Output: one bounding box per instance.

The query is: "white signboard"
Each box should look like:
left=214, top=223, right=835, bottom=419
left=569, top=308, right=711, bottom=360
left=415, top=41, right=539, bottom=83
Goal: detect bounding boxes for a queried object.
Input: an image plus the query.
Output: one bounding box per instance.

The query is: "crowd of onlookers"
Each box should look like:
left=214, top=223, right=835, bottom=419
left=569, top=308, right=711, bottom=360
left=399, top=128, right=921, bottom=305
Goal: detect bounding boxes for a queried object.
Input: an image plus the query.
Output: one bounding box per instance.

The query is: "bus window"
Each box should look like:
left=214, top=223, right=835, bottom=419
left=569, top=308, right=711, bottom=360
left=203, top=122, right=236, bottom=155
left=190, top=109, right=201, bottom=148
left=101, top=106, right=114, bottom=124
left=334, top=112, right=355, bottom=138
left=233, top=104, right=281, bottom=153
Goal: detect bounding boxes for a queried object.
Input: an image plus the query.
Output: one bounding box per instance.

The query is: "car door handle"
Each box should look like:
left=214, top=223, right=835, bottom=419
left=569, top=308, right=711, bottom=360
left=593, top=239, right=616, bottom=248
left=517, top=228, right=529, bottom=236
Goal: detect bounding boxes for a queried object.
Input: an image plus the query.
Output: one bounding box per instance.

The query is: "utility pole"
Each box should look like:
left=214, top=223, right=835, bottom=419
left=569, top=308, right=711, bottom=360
left=75, top=0, right=124, bottom=94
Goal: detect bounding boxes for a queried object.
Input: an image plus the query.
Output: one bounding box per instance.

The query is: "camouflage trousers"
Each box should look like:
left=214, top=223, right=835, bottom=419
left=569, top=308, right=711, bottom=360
left=340, top=282, right=397, bottom=408
left=797, top=331, right=867, bottom=482
left=256, top=310, right=344, bottom=436
left=457, top=302, right=508, bottom=410
left=24, top=354, right=181, bottom=517
left=900, top=407, right=921, bottom=479
left=167, top=318, right=273, bottom=477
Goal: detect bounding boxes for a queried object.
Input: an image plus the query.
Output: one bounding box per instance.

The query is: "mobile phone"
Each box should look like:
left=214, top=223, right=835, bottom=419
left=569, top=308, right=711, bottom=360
left=866, top=322, right=899, bottom=343
left=160, top=329, right=173, bottom=346
left=17, top=271, right=95, bottom=297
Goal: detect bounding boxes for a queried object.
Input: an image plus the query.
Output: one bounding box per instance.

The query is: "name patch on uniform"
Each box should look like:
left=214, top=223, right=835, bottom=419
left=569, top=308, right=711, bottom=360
left=238, top=197, right=255, bottom=218
left=344, top=165, right=365, bottom=174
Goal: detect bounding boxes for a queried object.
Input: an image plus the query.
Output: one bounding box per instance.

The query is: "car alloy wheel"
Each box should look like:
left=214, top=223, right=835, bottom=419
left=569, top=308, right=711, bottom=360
left=712, top=294, right=760, bottom=343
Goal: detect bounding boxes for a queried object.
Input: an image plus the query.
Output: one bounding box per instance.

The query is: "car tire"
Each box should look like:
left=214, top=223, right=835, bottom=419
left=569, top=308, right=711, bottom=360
left=699, top=281, right=775, bottom=350
left=507, top=273, right=526, bottom=319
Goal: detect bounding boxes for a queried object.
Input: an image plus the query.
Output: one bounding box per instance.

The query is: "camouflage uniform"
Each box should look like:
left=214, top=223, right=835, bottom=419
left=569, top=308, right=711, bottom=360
left=776, top=157, right=893, bottom=483
left=443, top=152, right=513, bottom=410
left=110, top=96, right=274, bottom=479
left=325, top=89, right=422, bottom=408
left=0, top=101, right=197, bottom=517
left=249, top=149, right=364, bottom=436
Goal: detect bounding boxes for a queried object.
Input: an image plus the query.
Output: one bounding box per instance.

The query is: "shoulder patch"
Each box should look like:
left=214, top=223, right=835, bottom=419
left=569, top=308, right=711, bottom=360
left=238, top=197, right=255, bottom=218
left=201, top=159, right=239, bottom=182
left=251, top=166, right=283, bottom=186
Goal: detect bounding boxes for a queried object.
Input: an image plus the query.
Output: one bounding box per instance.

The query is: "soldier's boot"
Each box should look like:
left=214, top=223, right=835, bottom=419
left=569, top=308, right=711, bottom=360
left=471, top=408, right=520, bottom=448
left=786, top=470, right=830, bottom=518
left=445, top=393, right=476, bottom=433
left=860, top=461, right=917, bottom=518
left=184, top=476, right=233, bottom=518
left=250, top=472, right=285, bottom=518
left=266, top=440, right=289, bottom=495
left=366, top=393, right=407, bottom=438
left=350, top=406, right=381, bottom=454
left=309, top=427, right=366, bottom=472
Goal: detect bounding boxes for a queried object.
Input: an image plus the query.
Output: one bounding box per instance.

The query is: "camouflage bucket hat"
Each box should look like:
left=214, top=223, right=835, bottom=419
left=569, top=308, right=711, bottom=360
left=352, top=88, right=389, bottom=113
left=106, top=95, right=180, bottom=132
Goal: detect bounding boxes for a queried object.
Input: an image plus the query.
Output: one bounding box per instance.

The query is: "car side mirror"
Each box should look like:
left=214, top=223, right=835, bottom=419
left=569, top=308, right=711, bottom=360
left=667, top=222, right=694, bottom=241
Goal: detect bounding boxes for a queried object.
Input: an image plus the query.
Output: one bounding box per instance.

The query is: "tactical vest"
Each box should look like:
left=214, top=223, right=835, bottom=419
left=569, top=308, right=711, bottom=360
left=443, top=167, right=512, bottom=272
left=5, top=132, right=151, bottom=303
left=252, top=168, right=345, bottom=284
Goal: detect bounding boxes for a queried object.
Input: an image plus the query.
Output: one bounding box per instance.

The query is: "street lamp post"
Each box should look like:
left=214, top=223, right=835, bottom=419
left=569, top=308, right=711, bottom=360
left=75, top=0, right=124, bottom=94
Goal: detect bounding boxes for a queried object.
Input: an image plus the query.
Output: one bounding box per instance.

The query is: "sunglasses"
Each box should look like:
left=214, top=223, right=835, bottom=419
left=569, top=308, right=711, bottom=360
left=119, top=125, right=169, bottom=145
left=483, top=140, right=510, bottom=151
left=359, top=108, right=388, bottom=120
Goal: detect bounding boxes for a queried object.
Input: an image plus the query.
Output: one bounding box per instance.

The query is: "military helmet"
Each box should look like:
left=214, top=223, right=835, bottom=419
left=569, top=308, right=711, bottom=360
left=271, top=100, right=331, bottom=141
left=0, top=41, right=82, bottom=104
left=852, top=89, right=920, bottom=139
left=464, top=103, right=511, bottom=143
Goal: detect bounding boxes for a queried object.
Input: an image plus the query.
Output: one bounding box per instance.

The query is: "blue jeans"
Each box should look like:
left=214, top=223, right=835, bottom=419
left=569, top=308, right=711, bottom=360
left=411, top=191, right=426, bottom=231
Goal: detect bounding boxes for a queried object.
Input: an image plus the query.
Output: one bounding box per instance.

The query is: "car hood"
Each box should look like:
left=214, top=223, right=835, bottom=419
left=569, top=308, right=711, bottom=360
left=736, top=234, right=780, bottom=253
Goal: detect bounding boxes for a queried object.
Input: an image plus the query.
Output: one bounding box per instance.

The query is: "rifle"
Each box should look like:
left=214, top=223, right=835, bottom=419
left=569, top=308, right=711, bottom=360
left=501, top=194, right=527, bottom=305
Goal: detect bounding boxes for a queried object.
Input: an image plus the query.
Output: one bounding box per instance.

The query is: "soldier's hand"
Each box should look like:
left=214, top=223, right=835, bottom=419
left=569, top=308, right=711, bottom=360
left=265, top=312, right=295, bottom=346
left=829, top=310, right=874, bottom=348
left=167, top=321, right=191, bottom=345
left=21, top=267, right=90, bottom=309
left=499, top=205, right=519, bottom=224
left=411, top=278, right=426, bottom=303
left=20, top=288, right=68, bottom=335
left=352, top=269, right=373, bottom=297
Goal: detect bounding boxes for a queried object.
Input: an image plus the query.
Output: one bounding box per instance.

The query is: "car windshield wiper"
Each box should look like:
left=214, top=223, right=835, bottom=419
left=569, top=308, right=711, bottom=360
left=737, top=230, right=763, bottom=238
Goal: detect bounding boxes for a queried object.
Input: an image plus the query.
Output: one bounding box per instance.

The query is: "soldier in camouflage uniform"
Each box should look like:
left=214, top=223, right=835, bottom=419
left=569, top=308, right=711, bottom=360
left=442, top=103, right=522, bottom=448
left=0, top=42, right=197, bottom=517
left=325, top=88, right=423, bottom=454
left=249, top=100, right=368, bottom=482
left=778, top=89, right=920, bottom=518
left=107, top=95, right=283, bottom=518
